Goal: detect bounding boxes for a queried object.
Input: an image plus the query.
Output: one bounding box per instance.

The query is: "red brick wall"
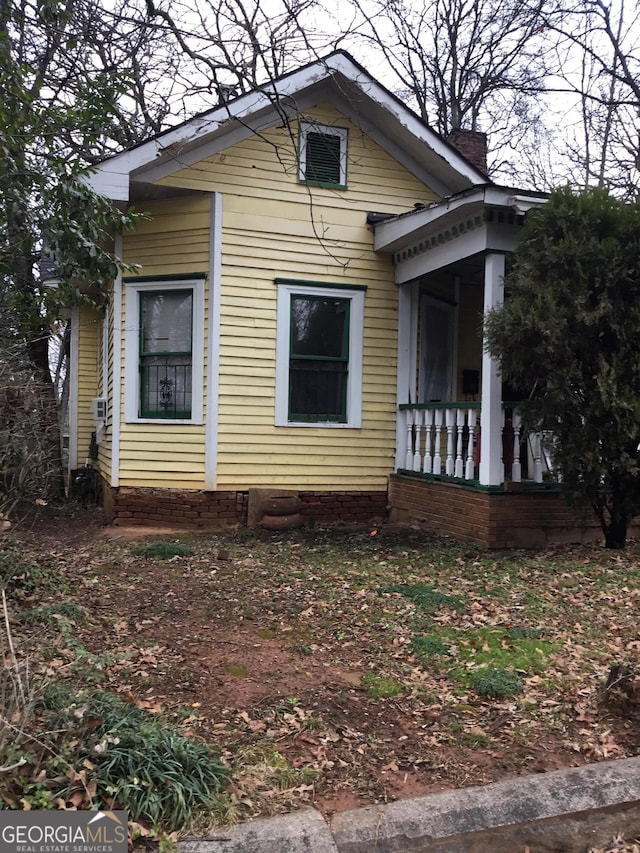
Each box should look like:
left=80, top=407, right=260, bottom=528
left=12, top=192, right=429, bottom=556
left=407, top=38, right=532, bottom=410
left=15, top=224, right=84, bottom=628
left=298, top=491, right=388, bottom=524
left=103, top=483, right=388, bottom=529
left=389, top=474, right=603, bottom=548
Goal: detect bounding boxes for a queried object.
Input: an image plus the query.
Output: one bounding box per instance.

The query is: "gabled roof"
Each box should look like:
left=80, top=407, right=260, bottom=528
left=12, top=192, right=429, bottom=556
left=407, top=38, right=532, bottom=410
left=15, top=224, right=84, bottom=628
left=89, top=51, right=489, bottom=202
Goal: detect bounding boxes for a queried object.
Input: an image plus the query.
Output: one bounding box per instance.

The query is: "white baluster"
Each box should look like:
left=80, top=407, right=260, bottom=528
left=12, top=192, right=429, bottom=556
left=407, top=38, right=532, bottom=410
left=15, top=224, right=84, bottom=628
left=465, top=409, right=477, bottom=480
left=445, top=408, right=455, bottom=476
left=454, top=408, right=465, bottom=478
left=405, top=410, right=414, bottom=471
left=413, top=409, right=422, bottom=471
left=511, top=410, right=522, bottom=482
left=423, top=409, right=433, bottom=474
left=532, top=431, right=543, bottom=482
left=433, top=409, right=443, bottom=475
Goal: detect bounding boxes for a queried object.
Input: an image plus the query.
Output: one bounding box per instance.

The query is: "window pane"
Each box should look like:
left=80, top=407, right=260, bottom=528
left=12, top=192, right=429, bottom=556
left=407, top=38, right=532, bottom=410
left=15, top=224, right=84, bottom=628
left=305, top=132, right=341, bottom=184
left=289, top=360, right=348, bottom=422
left=140, top=355, right=192, bottom=418
left=141, top=291, right=192, bottom=353
left=291, top=296, right=348, bottom=359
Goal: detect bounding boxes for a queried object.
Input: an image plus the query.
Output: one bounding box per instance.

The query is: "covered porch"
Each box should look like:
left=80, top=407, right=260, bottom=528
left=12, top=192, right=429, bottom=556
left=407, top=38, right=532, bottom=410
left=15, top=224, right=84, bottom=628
left=374, top=185, right=602, bottom=547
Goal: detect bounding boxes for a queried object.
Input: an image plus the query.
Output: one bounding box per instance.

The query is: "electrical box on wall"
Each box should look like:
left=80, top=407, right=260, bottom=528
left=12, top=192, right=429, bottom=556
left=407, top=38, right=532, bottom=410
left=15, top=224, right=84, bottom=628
left=91, top=397, right=107, bottom=421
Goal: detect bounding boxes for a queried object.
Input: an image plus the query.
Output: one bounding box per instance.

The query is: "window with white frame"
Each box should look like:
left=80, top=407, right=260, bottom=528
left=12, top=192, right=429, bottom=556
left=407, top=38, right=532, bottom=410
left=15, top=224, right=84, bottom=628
left=275, top=280, right=365, bottom=427
left=298, top=122, right=348, bottom=188
left=124, top=276, right=205, bottom=423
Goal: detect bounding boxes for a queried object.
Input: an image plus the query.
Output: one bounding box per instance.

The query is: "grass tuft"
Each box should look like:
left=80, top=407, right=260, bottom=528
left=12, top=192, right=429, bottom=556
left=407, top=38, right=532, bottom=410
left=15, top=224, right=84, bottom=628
left=410, top=635, right=451, bottom=659
left=469, top=667, right=523, bottom=698
left=362, top=672, right=404, bottom=698
left=130, top=542, right=194, bottom=559
left=379, top=583, right=465, bottom=613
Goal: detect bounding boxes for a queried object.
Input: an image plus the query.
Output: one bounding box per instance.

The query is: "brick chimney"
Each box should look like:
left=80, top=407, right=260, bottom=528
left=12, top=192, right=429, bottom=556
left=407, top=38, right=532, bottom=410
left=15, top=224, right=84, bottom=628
left=447, top=129, right=488, bottom=177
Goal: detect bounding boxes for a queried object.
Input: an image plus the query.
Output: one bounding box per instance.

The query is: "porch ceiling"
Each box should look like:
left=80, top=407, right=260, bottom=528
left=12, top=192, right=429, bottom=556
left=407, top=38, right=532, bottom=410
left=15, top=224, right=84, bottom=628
left=374, top=185, right=547, bottom=284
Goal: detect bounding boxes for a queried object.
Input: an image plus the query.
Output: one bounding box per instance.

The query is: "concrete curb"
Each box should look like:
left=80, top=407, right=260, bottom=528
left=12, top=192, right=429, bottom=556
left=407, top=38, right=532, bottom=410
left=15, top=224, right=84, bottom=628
left=180, top=808, right=339, bottom=853
left=179, top=757, right=640, bottom=853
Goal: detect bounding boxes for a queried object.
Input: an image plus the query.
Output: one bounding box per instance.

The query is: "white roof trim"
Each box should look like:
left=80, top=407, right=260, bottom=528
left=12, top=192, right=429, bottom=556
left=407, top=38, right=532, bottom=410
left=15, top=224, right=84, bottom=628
left=88, top=52, right=486, bottom=201
left=374, top=186, right=547, bottom=253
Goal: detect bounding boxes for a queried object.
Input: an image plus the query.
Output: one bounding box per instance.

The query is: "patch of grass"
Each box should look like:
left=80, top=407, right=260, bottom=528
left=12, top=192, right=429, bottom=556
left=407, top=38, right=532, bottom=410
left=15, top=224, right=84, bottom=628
left=20, top=602, right=87, bottom=628
left=131, top=542, right=194, bottom=559
left=410, top=635, right=451, bottom=659
left=234, top=743, right=316, bottom=790
left=469, top=667, right=524, bottom=698
left=419, top=626, right=553, bottom=674
left=223, top=660, right=249, bottom=677
left=505, top=626, right=544, bottom=640
left=0, top=549, right=51, bottom=595
left=378, top=583, right=465, bottom=613
left=362, top=672, right=404, bottom=699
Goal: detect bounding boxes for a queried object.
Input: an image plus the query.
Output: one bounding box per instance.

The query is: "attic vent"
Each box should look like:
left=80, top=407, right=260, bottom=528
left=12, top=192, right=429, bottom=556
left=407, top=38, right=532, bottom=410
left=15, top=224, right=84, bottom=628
left=299, top=122, right=348, bottom=188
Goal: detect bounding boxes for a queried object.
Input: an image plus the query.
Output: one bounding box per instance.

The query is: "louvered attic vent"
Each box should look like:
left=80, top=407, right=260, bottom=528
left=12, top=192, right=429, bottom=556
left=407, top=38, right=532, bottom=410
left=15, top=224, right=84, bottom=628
left=299, top=122, right=348, bottom=188
left=305, top=132, right=341, bottom=184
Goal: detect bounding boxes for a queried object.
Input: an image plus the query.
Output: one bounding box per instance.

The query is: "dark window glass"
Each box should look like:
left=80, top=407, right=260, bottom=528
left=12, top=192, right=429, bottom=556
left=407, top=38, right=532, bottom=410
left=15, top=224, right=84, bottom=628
left=139, top=290, right=193, bottom=418
left=289, top=295, right=349, bottom=422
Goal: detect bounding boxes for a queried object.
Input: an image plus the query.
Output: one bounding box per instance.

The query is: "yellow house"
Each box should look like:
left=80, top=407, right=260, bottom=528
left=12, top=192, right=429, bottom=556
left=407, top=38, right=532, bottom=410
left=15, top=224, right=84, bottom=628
left=70, top=52, right=597, bottom=547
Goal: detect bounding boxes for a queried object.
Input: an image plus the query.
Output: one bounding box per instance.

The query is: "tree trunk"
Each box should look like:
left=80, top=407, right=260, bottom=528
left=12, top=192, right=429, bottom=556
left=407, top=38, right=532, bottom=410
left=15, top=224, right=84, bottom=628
left=603, top=510, right=628, bottom=549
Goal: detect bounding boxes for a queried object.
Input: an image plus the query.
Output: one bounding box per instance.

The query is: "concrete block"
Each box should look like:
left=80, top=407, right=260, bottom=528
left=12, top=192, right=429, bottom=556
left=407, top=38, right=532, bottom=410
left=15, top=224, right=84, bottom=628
left=179, top=809, right=339, bottom=853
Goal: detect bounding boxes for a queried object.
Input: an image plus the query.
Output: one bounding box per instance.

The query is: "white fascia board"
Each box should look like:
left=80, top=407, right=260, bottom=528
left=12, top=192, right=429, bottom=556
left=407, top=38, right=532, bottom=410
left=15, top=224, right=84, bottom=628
left=374, top=186, right=532, bottom=253
left=325, top=58, right=485, bottom=188
left=133, top=89, right=322, bottom=185
left=88, top=52, right=486, bottom=202
left=374, top=189, right=488, bottom=253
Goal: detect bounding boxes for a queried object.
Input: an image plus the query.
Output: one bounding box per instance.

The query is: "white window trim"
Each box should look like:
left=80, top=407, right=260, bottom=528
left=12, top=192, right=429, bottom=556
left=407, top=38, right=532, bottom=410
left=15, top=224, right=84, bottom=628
left=298, top=121, right=348, bottom=187
left=124, top=278, right=205, bottom=424
left=275, top=282, right=364, bottom=428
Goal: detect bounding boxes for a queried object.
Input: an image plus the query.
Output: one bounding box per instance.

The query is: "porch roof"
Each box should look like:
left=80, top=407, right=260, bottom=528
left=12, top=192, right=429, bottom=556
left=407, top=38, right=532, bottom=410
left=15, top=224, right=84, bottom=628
left=373, top=184, right=548, bottom=283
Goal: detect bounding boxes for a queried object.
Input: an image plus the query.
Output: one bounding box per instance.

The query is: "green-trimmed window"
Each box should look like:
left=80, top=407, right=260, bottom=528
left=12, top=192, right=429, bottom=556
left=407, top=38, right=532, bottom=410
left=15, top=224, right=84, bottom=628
left=139, top=290, right=193, bottom=418
left=289, top=295, right=349, bottom=423
left=299, top=122, right=348, bottom=188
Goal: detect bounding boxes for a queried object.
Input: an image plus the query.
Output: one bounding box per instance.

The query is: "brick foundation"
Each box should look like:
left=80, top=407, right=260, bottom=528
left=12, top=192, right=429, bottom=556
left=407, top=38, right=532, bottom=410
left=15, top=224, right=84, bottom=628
left=103, top=483, right=388, bottom=529
left=389, top=474, right=604, bottom=548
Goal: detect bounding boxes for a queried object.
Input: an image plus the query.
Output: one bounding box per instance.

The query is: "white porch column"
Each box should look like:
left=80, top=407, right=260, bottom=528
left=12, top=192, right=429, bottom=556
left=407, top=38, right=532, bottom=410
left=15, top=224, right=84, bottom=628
left=395, top=282, right=418, bottom=469
left=479, top=252, right=505, bottom=485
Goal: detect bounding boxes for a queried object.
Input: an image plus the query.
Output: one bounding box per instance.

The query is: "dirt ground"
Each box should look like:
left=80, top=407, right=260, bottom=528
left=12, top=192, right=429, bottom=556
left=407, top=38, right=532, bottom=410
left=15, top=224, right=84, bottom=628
left=6, top=506, right=640, bottom=824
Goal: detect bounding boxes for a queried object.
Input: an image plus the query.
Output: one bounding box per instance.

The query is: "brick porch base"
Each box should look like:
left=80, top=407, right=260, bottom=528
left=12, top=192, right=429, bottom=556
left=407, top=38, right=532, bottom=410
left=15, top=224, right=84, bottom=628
left=389, top=473, right=604, bottom=548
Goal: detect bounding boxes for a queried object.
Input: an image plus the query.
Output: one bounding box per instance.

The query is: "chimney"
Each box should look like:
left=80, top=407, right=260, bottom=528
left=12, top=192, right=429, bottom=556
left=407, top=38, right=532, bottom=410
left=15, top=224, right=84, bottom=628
left=447, top=129, right=488, bottom=177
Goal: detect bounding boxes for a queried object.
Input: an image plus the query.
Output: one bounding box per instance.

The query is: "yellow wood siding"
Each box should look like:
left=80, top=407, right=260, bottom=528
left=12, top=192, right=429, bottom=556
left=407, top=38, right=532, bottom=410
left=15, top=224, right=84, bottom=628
left=75, top=304, right=100, bottom=467
left=119, top=196, right=209, bottom=489
left=119, top=104, right=439, bottom=491
left=97, top=308, right=113, bottom=482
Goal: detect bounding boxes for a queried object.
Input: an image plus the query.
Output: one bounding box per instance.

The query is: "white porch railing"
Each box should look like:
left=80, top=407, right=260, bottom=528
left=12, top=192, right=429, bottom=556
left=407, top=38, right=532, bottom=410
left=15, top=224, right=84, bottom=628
left=398, top=402, right=550, bottom=485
